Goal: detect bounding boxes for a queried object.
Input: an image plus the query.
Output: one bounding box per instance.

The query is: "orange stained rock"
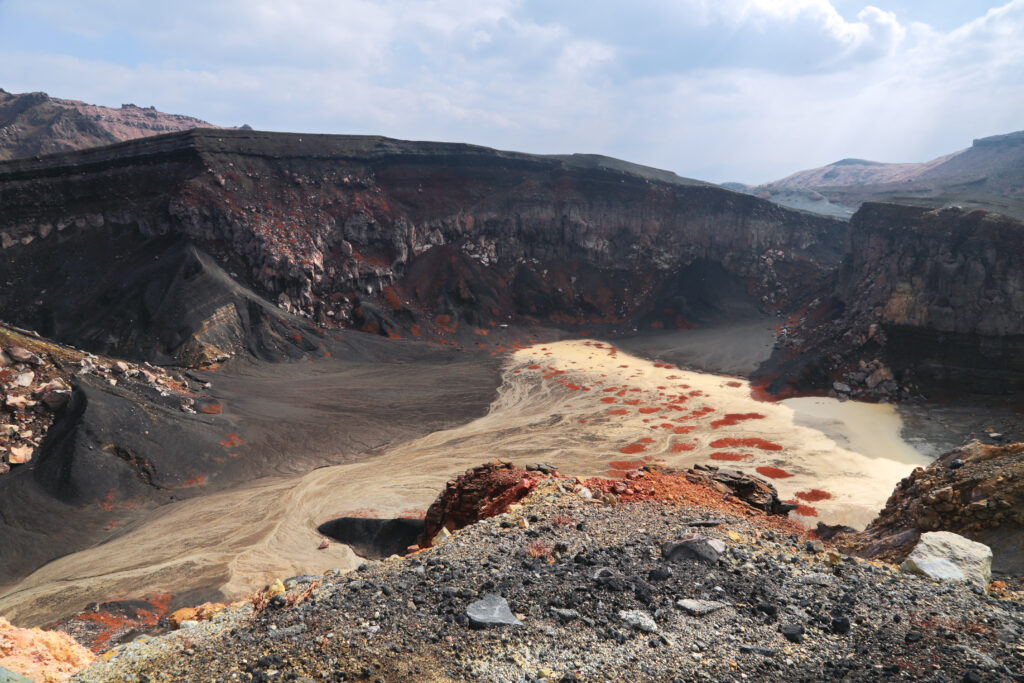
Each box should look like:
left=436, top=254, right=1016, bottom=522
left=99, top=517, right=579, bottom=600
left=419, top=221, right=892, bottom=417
left=0, top=616, right=95, bottom=681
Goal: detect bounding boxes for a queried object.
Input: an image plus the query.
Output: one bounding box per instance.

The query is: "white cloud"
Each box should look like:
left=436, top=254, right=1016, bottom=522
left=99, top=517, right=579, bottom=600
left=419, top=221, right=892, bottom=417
left=0, top=0, right=1020, bottom=182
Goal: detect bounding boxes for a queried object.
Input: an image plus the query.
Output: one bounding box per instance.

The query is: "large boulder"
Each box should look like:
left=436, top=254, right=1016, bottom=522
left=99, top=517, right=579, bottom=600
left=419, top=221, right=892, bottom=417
left=900, top=531, right=992, bottom=590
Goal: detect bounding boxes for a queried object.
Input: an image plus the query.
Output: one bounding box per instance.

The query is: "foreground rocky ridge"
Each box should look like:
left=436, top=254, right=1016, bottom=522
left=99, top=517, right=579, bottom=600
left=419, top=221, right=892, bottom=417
left=0, top=128, right=844, bottom=366
left=63, top=466, right=1022, bottom=682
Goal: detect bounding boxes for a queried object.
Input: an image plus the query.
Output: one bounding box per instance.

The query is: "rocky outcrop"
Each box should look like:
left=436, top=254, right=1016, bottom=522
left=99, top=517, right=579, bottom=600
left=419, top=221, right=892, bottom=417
left=419, top=462, right=540, bottom=547
left=838, top=441, right=1024, bottom=575
left=0, top=129, right=845, bottom=362
left=0, top=89, right=219, bottom=161
left=762, top=203, right=1024, bottom=398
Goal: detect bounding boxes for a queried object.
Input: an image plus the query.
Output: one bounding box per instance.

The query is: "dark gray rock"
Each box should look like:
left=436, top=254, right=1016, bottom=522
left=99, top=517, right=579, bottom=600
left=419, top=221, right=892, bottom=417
left=661, top=534, right=726, bottom=564
left=781, top=624, right=804, bottom=644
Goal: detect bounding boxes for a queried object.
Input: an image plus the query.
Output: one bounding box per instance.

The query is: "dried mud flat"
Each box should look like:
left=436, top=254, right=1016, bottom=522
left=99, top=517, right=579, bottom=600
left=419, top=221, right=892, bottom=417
left=74, top=479, right=1024, bottom=682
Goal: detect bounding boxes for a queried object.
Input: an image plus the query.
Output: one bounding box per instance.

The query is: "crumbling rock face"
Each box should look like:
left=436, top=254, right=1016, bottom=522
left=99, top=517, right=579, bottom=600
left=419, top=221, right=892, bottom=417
left=0, top=129, right=845, bottom=359
left=761, top=203, right=1024, bottom=398
left=838, top=441, right=1024, bottom=575
left=419, top=462, right=539, bottom=547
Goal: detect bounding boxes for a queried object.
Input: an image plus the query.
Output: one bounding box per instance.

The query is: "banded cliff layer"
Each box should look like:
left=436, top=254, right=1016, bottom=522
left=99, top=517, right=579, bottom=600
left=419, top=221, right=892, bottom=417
left=763, top=202, right=1024, bottom=398
left=0, top=129, right=844, bottom=365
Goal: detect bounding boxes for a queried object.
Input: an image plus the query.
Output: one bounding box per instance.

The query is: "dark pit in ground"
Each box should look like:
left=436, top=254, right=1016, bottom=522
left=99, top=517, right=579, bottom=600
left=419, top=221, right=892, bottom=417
left=317, top=517, right=425, bottom=560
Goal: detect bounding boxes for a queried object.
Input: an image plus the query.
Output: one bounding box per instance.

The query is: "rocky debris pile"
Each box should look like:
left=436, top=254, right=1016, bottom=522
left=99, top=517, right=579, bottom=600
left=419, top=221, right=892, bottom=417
left=839, top=440, right=1024, bottom=575
left=0, top=616, right=94, bottom=682
left=73, top=475, right=1023, bottom=682
left=0, top=325, right=203, bottom=475
left=829, top=357, right=908, bottom=402
left=0, top=341, right=68, bottom=473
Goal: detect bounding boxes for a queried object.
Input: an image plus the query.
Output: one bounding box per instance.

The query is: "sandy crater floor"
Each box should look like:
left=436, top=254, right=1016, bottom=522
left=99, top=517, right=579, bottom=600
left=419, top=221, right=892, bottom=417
left=0, top=336, right=930, bottom=626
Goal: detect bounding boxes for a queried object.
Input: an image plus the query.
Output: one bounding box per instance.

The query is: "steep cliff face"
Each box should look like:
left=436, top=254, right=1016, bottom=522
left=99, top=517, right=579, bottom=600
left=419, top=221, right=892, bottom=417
left=0, top=89, right=219, bottom=161
left=0, top=129, right=845, bottom=363
left=762, top=203, right=1024, bottom=397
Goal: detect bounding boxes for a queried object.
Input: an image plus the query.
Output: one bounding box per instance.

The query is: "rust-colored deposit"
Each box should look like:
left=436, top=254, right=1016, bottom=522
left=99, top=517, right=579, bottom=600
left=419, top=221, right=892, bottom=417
left=0, top=616, right=95, bottom=682
left=419, top=462, right=539, bottom=547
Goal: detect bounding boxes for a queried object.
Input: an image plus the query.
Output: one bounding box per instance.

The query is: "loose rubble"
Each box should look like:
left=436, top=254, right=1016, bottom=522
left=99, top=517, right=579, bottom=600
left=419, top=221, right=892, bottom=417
left=71, top=466, right=1023, bottom=682
left=0, top=325, right=200, bottom=476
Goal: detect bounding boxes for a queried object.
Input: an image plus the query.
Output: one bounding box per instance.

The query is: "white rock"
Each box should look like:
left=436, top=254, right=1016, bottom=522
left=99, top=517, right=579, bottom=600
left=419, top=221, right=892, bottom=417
left=901, top=531, right=992, bottom=590
left=9, top=445, right=33, bottom=464
left=619, top=609, right=658, bottom=633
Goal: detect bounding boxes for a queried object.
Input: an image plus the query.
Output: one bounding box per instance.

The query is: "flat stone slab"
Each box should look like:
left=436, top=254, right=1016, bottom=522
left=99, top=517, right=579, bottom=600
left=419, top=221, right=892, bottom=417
left=677, top=599, right=729, bottom=616
left=466, top=594, right=522, bottom=627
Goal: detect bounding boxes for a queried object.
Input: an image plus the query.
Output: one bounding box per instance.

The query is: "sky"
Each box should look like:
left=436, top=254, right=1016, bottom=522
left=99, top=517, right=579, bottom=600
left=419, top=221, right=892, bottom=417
left=0, top=0, right=1021, bottom=184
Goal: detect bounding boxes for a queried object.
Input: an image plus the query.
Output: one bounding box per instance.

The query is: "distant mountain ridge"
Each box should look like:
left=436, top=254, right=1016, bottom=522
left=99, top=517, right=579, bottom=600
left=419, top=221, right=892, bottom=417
left=728, top=130, right=1024, bottom=219
left=0, top=88, right=221, bottom=161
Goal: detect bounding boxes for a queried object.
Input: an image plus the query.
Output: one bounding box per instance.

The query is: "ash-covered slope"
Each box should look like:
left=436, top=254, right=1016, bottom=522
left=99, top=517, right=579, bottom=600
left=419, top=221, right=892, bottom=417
left=0, top=129, right=845, bottom=366
left=0, top=89, right=220, bottom=161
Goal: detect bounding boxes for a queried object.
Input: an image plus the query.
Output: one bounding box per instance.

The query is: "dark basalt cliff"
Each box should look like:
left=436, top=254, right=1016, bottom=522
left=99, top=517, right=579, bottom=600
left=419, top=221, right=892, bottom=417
left=0, top=129, right=845, bottom=365
left=761, top=202, right=1024, bottom=398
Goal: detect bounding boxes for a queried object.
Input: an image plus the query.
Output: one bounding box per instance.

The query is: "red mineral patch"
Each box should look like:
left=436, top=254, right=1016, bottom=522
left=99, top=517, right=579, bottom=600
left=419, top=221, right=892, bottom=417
left=710, top=412, right=766, bottom=429
left=670, top=442, right=696, bottom=452
left=725, top=381, right=743, bottom=388
left=710, top=452, right=749, bottom=461
left=785, top=501, right=818, bottom=516
left=600, top=397, right=617, bottom=403
left=639, top=437, right=655, bottom=443
left=607, top=409, right=629, bottom=415
left=609, top=460, right=646, bottom=470
left=756, top=466, right=793, bottom=479
left=638, top=407, right=660, bottom=414
left=795, top=489, right=832, bottom=502
left=710, top=437, right=783, bottom=451
left=200, top=403, right=223, bottom=414
left=619, top=443, right=648, bottom=454
left=673, top=426, right=696, bottom=434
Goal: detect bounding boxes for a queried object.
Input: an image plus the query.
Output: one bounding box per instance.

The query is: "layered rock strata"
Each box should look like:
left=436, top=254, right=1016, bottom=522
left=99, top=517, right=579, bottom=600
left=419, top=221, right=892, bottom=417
left=0, top=129, right=845, bottom=364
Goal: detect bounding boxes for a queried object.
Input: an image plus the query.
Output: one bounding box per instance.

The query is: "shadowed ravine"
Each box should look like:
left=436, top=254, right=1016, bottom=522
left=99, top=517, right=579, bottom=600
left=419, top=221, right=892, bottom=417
left=0, top=326, right=930, bottom=628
